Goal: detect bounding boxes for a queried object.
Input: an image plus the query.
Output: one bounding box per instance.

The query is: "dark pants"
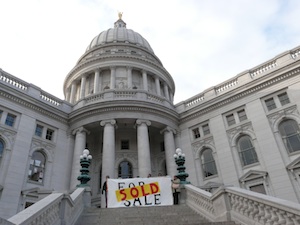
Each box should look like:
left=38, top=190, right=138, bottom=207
left=173, top=191, right=179, bottom=205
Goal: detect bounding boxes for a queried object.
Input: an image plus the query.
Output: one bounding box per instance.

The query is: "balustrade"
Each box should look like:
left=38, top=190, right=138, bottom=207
left=185, top=184, right=300, bottom=225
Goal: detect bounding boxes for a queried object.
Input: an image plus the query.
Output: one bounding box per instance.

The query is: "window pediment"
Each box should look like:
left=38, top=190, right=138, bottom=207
left=239, top=170, right=268, bottom=183
left=287, top=156, right=300, bottom=170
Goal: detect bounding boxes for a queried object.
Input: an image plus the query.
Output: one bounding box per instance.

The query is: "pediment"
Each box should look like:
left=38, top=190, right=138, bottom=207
left=287, top=156, right=300, bottom=170
left=239, top=170, right=268, bottom=183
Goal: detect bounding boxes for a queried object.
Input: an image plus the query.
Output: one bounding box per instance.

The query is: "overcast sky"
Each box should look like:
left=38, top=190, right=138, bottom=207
left=1, top=0, right=300, bottom=104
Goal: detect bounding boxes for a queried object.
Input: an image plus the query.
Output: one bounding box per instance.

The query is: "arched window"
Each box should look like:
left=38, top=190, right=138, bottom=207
left=0, top=139, right=4, bottom=157
left=118, top=161, right=133, bottom=178
left=28, top=151, right=46, bottom=183
left=237, top=135, right=258, bottom=166
left=201, top=148, right=218, bottom=177
left=279, top=119, right=300, bottom=153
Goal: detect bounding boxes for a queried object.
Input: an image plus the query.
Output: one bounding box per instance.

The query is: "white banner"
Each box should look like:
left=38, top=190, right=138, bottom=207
left=107, top=177, right=173, bottom=208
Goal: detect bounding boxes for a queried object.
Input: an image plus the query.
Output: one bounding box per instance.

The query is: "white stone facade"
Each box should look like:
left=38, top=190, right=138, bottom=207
left=1, top=17, right=300, bottom=218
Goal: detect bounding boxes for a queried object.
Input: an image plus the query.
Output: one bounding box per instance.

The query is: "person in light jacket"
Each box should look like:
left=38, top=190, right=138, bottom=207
left=171, top=175, right=181, bottom=205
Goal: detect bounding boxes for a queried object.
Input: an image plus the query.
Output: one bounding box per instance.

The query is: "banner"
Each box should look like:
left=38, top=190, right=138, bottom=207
left=107, top=177, right=173, bottom=208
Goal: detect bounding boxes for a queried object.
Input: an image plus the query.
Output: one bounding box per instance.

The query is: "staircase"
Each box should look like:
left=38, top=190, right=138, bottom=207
left=75, top=205, right=236, bottom=225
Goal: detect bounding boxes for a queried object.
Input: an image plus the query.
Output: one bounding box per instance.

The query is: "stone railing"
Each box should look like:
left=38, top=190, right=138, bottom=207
left=176, top=45, right=300, bottom=112
left=0, top=69, right=28, bottom=91
left=5, top=187, right=90, bottom=225
left=185, top=184, right=300, bottom=225
left=0, top=69, right=72, bottom=112
left=75, top=89, right=173, bottom=110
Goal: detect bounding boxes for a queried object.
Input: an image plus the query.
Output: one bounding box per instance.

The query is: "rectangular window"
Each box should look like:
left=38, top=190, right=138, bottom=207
left=202, top=124, right=210, bottom=136
left=192, top=128, right=200, bottom=139
left=238, top=109, right=247, bottom=122
left=249, top=184, right=266, bottom=194
left=35, top=125, right=43, bottom=137
left=226, top=114, right=236, bottom=126
left=45, top=129, right=54, bottom=141
left=265, top=98, right=276, bottom=111
left=121, top=140, right=129, bottom=150
left=5, top=113, right=16, bottom=127
left=278, top=92, right=290, bottom=106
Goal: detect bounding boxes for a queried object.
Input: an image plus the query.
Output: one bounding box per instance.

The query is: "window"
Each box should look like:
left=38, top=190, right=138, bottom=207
left=249, top=184, right=266, bottom=194
left=118, top=161, right=133, bottom=178
left=0, top=140, right=4, bottom=157
left=5, top=113, right=16, bottom=127
left=35, top=125, right=43, bottom=137
left=201, top=148, right=218, bottom=177
left=226, top=114, right=236, bottom=126
left=238, top=109, right=247, bottom=122
left=278, top=92, right=290, bottom=106
left=193, top=128, right=201, bottom=139
left=202, top=124, right=210, bottom=136
left=265, top=98, right=276, bottom=111
left=121, top=140, right=129, bottom=150
left=45, top=129, right=54, bottom=141
left=279, top=119, right=300, bottom=153
left=237, top=135, right=258, bottom=166
left=28, top=151, right=46, bottom=183
left=264, top=92, right=291, bottom=112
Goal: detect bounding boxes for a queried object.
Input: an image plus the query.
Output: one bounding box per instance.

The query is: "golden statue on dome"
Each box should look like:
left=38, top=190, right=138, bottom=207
left=118, top=12, right=123, bottom=20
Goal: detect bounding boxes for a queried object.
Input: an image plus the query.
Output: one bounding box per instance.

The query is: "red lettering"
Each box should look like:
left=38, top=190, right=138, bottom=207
left=150, top=183, right=159, bottom=194
left=130, top=187, right=139, bottom=198
left=141, top=185, right=150, bottom=196
left=120, top=189, right=127, bottom=201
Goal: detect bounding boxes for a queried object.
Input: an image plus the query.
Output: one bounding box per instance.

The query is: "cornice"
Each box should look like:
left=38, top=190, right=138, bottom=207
left=0, top=90, right=68, bottom=123
left=180, top=67, right=300, bottom=123
left=69, top=104, right=179, bottom=126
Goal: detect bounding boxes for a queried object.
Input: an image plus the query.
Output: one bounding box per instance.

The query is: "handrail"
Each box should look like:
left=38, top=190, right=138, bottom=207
left=6, top=188, right=89, bottom=225
left=185, top=184, right=300, bottom=224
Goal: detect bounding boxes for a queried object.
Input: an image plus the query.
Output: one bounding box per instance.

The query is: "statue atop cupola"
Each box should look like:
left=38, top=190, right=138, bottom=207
left=114, top=12, right=126, bottom=28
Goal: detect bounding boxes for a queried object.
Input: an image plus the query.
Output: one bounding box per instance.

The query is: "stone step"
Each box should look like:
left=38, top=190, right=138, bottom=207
left=75, top=205, right=236, bottom=225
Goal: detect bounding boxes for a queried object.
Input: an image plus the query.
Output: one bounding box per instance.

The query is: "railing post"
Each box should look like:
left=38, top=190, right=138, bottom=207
left=211, top=187, right=232, bottom=222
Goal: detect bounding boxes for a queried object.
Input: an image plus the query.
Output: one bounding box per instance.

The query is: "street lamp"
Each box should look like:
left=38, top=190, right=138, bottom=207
left=77, top=149, right=92, bottom=187
left=174, top=148, right=190, bottom=184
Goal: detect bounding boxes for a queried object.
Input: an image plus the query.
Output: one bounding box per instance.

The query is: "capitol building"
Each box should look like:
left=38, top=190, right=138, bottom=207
left=1, top=15, right=300, bottom=220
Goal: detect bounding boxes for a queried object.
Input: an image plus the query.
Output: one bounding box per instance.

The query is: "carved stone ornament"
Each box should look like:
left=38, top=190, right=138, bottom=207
left=227, top=122, right=254, bottom=141
left=0, top=126, right=17, bottom=148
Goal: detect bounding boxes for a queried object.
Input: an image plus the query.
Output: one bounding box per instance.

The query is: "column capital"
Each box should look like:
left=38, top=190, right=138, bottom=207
left=136, top=119, right=151, bottom=126
left=160, top=126, right=177, bottom=135
left=94, top=68, right=101, bottom=73
left=100, top=119, right=117, bottom=127
left=110, top=66, right=116, bottom=70
left=72, top=127, right=90, bottom=135
left=126, top=66, right=132, bottom=70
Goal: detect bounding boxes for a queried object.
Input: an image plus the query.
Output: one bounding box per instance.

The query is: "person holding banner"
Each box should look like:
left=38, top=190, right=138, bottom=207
left=171, top=176, right=181, bottom=205
left=102, top=175, right=109, bottom=208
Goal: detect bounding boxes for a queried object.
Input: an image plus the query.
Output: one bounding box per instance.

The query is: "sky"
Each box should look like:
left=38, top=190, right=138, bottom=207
left=0, top=0, right=300, bottom=104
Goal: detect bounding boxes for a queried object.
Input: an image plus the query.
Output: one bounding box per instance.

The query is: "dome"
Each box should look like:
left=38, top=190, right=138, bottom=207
left=86, top=17, right=154, bottom=53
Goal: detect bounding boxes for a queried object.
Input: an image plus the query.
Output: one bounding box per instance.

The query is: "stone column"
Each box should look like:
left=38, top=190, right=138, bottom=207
left=142, top=70, right=148, bottom=91
left=100, top=120, right=116, bottom=179
left=164, top=83, right=170, bottom=100
left=136, top=120, right=151, bottom=177
left=110, top=67, right=116, bottom=89
left=94, top=69, right=100, bottom=94
left=70, top=81, right=77, bottom=104
left=80, top=74, right=87, bottom=99
left=100, top=120, right=116, bottom=208
left=155, top=76, right=161, bottom=96
left=161, top=127, right=177, bottom=177
left=127, top=67, right=132, bottom=89
left=70, top=127, right=89, bottom=189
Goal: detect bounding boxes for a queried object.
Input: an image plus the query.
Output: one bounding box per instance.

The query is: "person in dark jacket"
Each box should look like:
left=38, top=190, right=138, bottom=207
left=172, top=175, right=181, bottom=205
left=102, top=175, right=109, bottom=208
